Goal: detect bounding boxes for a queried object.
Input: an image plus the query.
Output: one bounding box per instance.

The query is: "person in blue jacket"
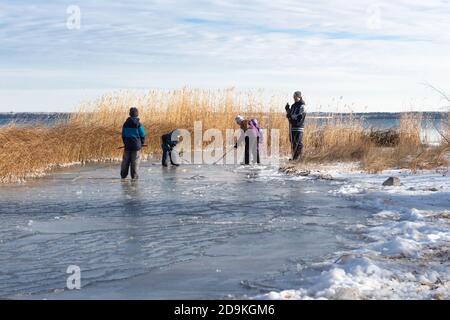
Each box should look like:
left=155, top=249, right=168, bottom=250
left=120, top=107, right=146, bottom=179
left=161, top=130, right=181, bottom=167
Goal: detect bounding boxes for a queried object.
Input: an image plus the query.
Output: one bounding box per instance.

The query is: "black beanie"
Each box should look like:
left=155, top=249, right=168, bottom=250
left=129, top=107, right=139, bottom=117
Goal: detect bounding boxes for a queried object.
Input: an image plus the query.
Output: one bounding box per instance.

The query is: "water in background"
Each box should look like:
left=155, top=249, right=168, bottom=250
left=308, top=112, right=448, bottom=144
left=0, top=113, right=70, bottom=127
left=0, top=112, right=448, bottom=143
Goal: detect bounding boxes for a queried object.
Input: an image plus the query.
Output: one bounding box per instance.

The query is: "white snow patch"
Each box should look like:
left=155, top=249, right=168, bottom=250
left=261, top=166, right=450, bottom=300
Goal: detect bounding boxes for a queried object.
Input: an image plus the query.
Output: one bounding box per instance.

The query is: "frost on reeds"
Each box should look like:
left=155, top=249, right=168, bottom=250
left=0, top=88, right=449, bottom=182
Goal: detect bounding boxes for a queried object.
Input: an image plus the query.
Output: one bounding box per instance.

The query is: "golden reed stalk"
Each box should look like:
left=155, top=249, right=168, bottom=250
left=0, top=88, right=448, bottom=182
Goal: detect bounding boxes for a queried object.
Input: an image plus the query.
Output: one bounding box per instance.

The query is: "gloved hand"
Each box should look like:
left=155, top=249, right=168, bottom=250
left=234, top=143, right=238, bottom=149
left=285, top=103, right=290, bottom=112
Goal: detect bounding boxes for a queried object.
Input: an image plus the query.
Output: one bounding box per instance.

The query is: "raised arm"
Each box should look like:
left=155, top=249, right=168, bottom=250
left=285, top=103, right=291, bottom=119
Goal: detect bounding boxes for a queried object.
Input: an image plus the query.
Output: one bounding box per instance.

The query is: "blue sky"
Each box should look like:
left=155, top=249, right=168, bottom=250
left=1, top=0, right=450, bottom=112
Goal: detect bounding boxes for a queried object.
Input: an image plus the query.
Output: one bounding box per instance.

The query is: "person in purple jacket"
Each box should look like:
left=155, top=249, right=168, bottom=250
left=234, top=115, right=263, bottom=165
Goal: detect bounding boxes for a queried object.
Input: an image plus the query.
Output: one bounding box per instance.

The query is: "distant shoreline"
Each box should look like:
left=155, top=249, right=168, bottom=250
left=0, top=88, right=448, bottom=183
left=1, top=111, right=449, bottom=114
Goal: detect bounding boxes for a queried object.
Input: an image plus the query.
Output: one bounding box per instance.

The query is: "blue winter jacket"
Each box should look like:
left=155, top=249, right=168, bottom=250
left=161, top=131, right=178, bottom=151
left=122, top=117, right=146, bottom=151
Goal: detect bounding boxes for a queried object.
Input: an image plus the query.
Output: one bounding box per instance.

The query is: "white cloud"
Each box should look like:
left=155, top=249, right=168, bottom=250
left=0, top=0, right=449, bottom=111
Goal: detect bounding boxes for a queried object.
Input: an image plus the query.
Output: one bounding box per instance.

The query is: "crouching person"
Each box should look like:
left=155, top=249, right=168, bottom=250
left=121, top=107, right=146, bottom=179
left=234, top=115, right=263, bottom=165
left=161, top=130, right=181, bottom=167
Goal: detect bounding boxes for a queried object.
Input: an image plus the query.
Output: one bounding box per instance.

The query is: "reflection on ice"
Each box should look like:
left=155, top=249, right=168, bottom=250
left=1, top=162, right=447, bottom=299
left=0, top=162, right=369, bottom=299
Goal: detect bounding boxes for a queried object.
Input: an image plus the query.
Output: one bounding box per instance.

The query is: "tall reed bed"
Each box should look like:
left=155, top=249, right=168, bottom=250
left=0, top=88, right=448, bottom=182
left=361, top=113, right=449, bottom=172
left=70, top=89, right=291, bottom=156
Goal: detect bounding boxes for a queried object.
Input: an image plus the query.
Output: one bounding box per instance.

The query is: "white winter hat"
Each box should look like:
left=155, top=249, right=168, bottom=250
left=235, top=115, right=244, bottom=124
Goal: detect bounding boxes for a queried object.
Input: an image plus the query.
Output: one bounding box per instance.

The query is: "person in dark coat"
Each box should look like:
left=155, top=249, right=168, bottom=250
left=161, top=130, right=181, bottom=167
left=120, top=107, right=146, bottom=179
left=285, top=91, right=306, bottom=161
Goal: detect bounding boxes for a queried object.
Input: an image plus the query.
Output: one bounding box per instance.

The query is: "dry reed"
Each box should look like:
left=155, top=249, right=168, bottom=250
left=0, top=88, right=448, bottom=182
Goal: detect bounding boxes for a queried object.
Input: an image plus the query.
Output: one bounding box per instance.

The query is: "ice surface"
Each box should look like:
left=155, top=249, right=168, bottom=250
left=1, top=162, right=448, bottom=299
left=0, top=162, right=373, bottom=299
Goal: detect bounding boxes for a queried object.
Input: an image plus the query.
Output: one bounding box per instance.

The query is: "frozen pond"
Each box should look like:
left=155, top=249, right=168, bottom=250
left=0, top=162, right=378, bottom=299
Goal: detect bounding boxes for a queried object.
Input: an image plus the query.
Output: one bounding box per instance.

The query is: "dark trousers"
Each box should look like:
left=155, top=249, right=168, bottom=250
left=290, top=130, right=303, bottom=161
left=161, top=146, right=176, bottom=166
left=121, top=150, right=140, bottom=179
left=244, top=136, right=260, bottom=165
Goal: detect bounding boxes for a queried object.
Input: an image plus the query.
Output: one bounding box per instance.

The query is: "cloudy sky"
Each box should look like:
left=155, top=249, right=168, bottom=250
left=1, top=0, right=450, bottom=112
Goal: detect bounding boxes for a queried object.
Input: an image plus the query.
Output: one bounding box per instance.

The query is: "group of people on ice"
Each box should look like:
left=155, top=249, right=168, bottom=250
left=120, top=91, right=306, bottom=179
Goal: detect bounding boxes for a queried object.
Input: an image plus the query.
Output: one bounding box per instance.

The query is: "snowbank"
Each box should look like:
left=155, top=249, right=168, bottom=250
left=263, top=166, right=450, bottom=300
